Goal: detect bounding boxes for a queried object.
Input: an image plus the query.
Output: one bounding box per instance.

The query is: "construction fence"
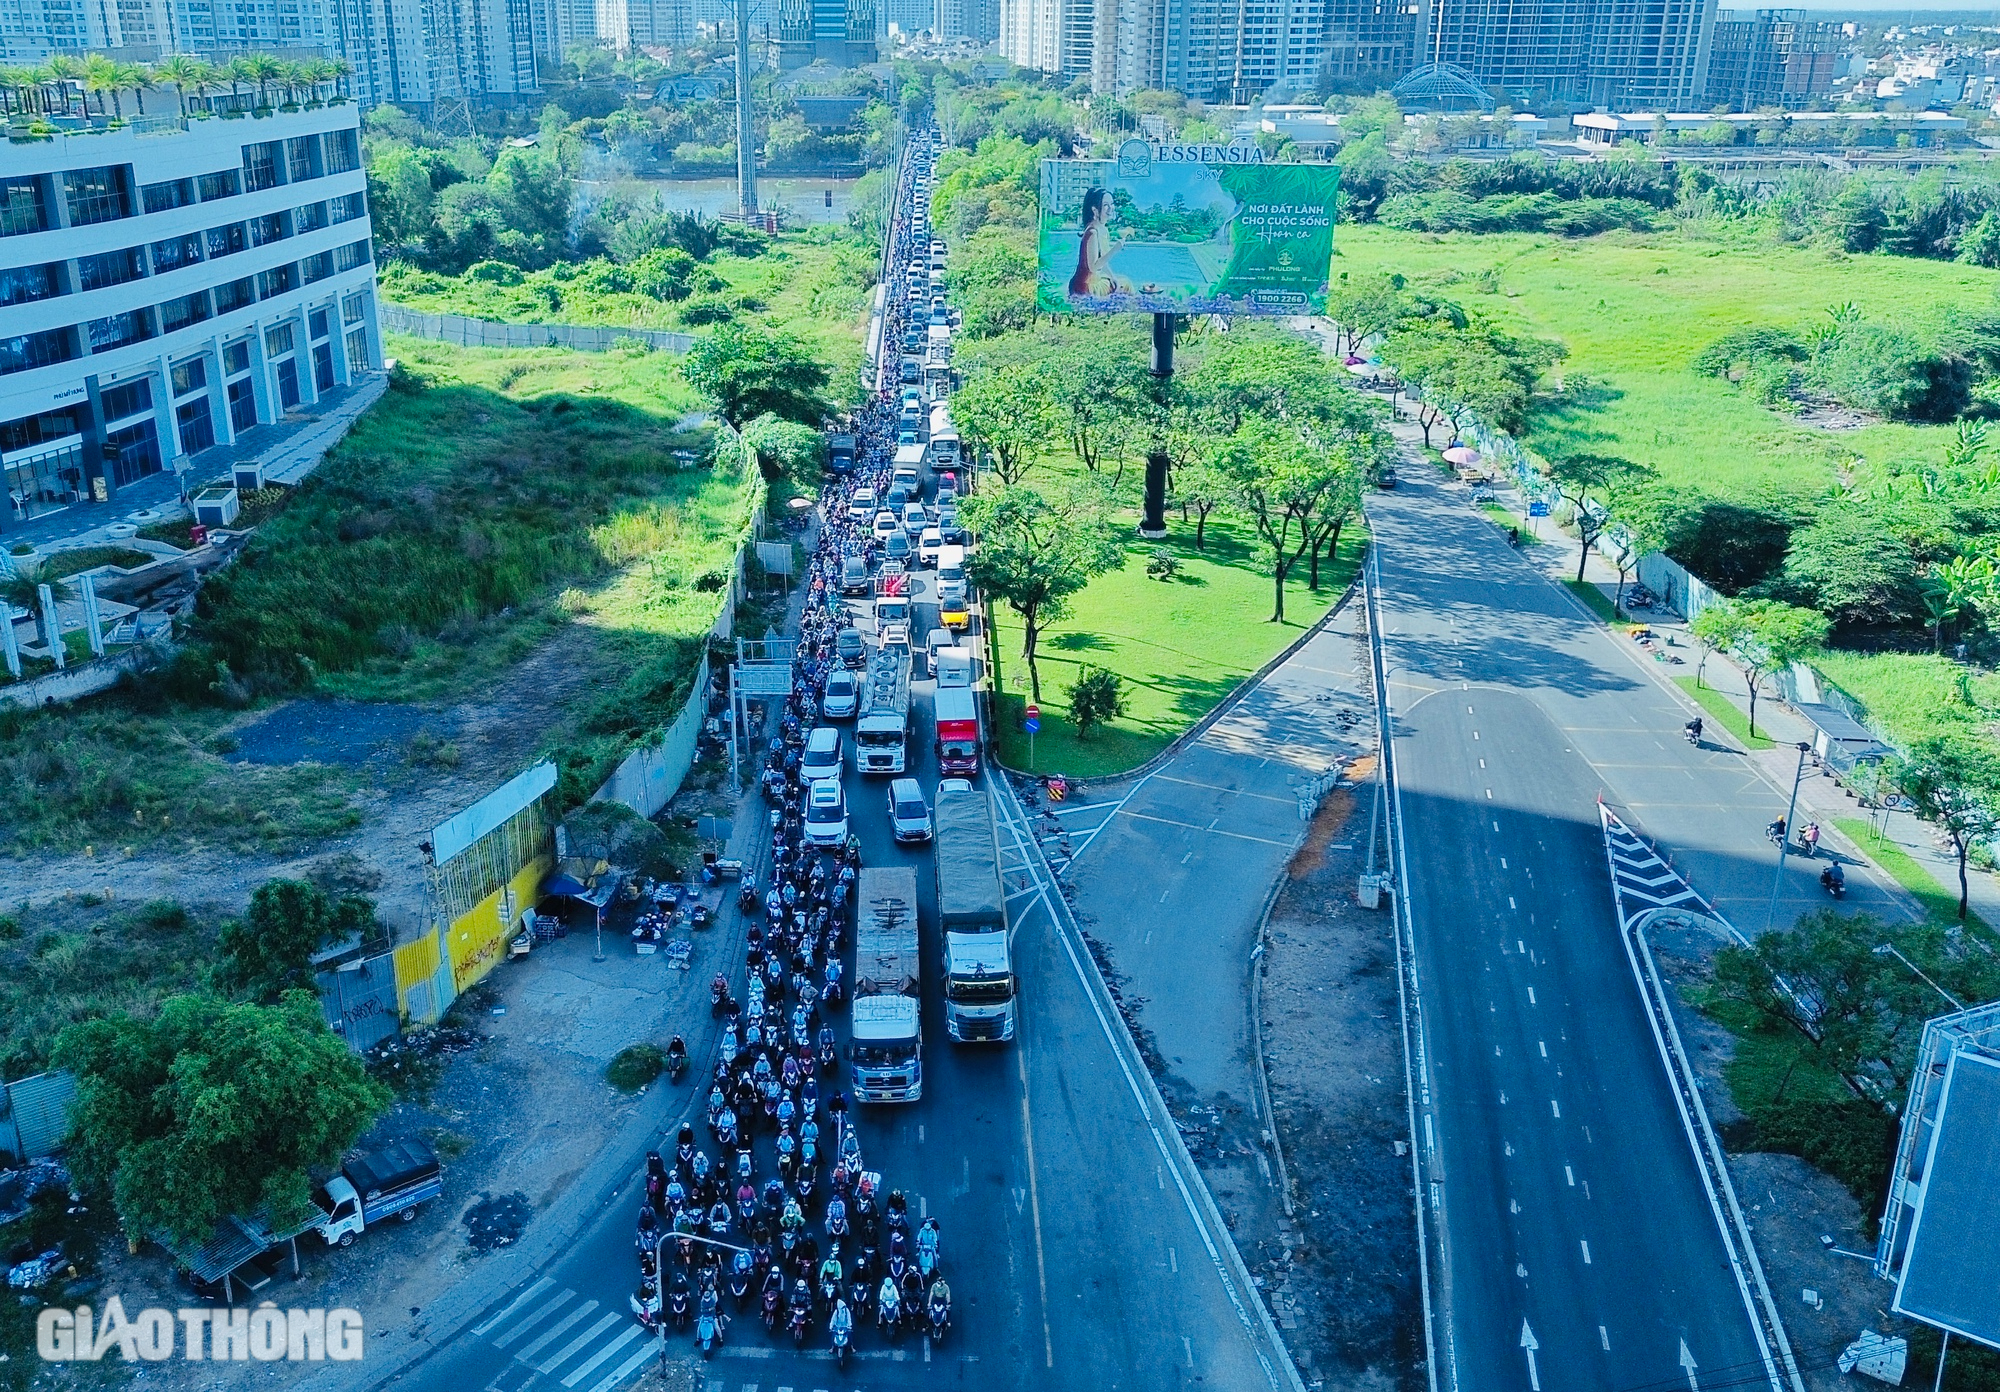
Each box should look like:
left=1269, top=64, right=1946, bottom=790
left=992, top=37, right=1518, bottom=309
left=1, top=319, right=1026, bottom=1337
left=380, top=304, right=695, bottom=354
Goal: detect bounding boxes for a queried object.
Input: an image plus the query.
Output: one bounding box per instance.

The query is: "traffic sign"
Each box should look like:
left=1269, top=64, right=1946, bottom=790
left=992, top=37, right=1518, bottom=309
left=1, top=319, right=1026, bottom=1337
left=1024, top=703, right=1040, bottom=733
left=1528, top=501, right=1551, bottom=518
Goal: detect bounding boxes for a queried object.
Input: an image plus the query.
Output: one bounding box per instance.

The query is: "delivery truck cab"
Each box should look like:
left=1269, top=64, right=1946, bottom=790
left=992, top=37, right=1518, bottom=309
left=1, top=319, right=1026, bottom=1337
left=319, top=1140, right=443, bottom=1248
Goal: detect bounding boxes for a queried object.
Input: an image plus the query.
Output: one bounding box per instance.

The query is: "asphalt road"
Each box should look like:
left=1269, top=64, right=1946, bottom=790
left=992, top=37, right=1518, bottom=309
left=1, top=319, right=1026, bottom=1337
left=383, top=515, right=1286, bottom=1392
left=1364, top=464, right=1860, bottom=1392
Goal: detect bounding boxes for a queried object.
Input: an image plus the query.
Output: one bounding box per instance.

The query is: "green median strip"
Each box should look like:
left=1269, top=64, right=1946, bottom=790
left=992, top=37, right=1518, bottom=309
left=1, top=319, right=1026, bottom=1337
left=1834, top=816, right=1994, bottom=937
left=1563, top=578, right=1620, bottom=625
left=1674, top=677, right=1777, bottom=751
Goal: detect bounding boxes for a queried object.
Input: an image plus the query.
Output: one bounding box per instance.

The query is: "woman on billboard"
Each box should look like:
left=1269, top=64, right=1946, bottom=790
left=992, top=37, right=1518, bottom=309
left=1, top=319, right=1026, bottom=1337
left=1068, top=187, right=1129, bottom=298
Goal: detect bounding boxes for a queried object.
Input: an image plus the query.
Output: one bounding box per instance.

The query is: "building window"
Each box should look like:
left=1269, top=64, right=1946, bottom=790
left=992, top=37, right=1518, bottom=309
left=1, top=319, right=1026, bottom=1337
left=171, top=356, right=207, bottom=397
left=198, top=169, right=241, bottom=202
left=346, top=327, right=370, bottom=370
left=158, top=290, right=213, bottom=334
left=227, top=378, right=257, bottom=431
left=0, top=263, right=60, bottom=307
left=177, top=397, right=215, bottom=455
left=250, top=212, right=288, bottom=246
left=301, top=251, right=333, bottom=283
left=86, top=310, right=154, bottom=353
left=342, top=290, right=367, bottom=325
left=294, top=200, right=328, bottom=233
left=313, top=341, right=334, bottom=392
left=257, top=264, right=296, bottom=299
left=76, top=246, right=146, bottom=292
left=286, top=135, right=321, bottom=183
left=223, top=340, right=252, bottom=376
left=150, top=233, right=204, bottom=273
left=323, top=127, right=360, bottom=174
left=99, top=377, right=153, bottom=423
left=105, top=417, right=163, bottom=487
left=265, top=323, right=295, bottom=358
left=241, top=142, right=282, bottom=192
left=214, top=276, right=256, bottom=314
left=63, top=166, right=132, bottom=226
left=0, top=176, right=49, bottom=237
left=330, top=191, right=366, bottom=224
left=204, top=222, right=247, bottom=260
left=0, top=327, right=78, bottom=377
left=333, top=239, right=372, bottom=273
left=141, top=177, right=195, bottom=214
left=309, top=308, right=329, bottom=340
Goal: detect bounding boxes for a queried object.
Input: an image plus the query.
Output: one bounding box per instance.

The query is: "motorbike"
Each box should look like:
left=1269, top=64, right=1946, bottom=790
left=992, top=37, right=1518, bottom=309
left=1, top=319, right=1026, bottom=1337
left=668, top=1280, right=691, bottom=1331
left=666, top=1038, right=688, bottom=1083
left=1765, top=820, right=1786, bottom=849
left=831, top=1305, right=853, bottom=1370
left=1683, top=721, right=1701, bottom=746
left=1821, top=864, right=1847, bottom=900
left=738, top=879, right=760, bottom=915
left=710, top=974, right=731, bottom=1015
left=630, top=1290, right=661, bottom=1332
left=729, top=1251, right=753, bottom=1306
left=695, top=1308, right=723, bottom=1358
left=928, top=1290, right=949, bottom=1340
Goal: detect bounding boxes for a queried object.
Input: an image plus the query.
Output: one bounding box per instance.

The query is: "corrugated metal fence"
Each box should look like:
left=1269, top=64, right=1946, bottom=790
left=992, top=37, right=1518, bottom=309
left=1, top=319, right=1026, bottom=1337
left=379, top=304, right=695, bottom=354
left=1, top=1070, right=76, bottom=1161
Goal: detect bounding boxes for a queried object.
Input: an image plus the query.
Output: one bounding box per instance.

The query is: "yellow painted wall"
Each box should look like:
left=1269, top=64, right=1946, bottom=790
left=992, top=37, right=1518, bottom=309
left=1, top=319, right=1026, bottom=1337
left=446, top=854, right=551, bottom=995
left=392, top=932, right=443, bottom=1022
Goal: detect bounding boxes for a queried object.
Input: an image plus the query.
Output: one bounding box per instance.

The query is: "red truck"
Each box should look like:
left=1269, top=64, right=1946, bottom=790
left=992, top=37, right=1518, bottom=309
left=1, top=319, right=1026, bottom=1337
left=934, top=685, right=980, bottom=775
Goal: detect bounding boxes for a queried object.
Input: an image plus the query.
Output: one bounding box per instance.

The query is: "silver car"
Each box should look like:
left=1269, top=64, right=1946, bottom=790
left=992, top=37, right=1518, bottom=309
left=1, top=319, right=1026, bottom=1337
left=888, top=778, right=933, bottom=843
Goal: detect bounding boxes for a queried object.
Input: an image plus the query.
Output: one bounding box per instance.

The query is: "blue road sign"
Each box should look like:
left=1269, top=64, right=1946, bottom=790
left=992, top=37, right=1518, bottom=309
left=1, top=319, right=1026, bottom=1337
left=1528, top=501, right=1551, bottom=518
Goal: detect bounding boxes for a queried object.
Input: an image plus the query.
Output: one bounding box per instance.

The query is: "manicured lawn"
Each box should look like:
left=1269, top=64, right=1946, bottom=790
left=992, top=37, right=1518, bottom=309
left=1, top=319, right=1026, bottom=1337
left=1675, top=676, right=1777, bottom=750
left=1834, top=816, right=1994, bottom=936
left=1333, top=225, right=1998, bottom=501
left=987, top=510, right=1365, bottom=778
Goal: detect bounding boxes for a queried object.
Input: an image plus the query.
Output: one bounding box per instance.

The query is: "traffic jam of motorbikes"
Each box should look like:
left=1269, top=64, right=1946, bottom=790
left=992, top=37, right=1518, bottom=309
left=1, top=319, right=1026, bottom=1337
left=627, top=128, right=956, bottom=1369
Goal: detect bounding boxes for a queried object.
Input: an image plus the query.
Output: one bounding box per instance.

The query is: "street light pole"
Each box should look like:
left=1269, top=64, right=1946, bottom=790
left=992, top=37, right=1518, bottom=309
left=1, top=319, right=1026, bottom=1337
left=1872, top=942, right=1966, bottom=1012
left=1763, top=741, right=1814, bottom=933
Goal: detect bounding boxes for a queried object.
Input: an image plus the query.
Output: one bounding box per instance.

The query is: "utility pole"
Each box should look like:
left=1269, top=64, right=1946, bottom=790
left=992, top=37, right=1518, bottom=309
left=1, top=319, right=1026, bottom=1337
left=1140, top=312, right=1172, bottom=539
left=734, top=0, right=758, bottom=218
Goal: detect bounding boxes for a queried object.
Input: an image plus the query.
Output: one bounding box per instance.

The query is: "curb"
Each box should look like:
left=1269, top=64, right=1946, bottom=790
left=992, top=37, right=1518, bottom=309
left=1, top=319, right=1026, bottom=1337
left=993, top=563, right=1365, bottom=787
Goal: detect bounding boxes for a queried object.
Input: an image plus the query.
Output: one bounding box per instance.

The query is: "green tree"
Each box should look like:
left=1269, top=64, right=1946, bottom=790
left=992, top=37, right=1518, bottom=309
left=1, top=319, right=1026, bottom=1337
left=683, top=323, right=829, bottom=425
left=1919, top=552, right=1997, bottom=653
left=953, top=363, right=1061, bottom=485
left=55, top=991, right=390, bottom=1245
left=218, top=878, right=378, bottom=1004
left=1729, top=598, right=1830, bottom=737
left=1543, top=452, right=1650, bottom=583
left=1688, top=597, right=1744, bottom=690
left=0, top=573, right=66, bottom=650
left=1215, top=419, right=1352, bottom=623
left=741, top=411, right=827, bottom=479
left=1830, top=181, right=1883, bottom=253
left=1895, top=734, right=2000, bottom=921
left=960, top=481, right=1122, bottom=703
left=1065, top=665, right=1127, bottom=739
left=1779, top=506, right=1928, bottom=633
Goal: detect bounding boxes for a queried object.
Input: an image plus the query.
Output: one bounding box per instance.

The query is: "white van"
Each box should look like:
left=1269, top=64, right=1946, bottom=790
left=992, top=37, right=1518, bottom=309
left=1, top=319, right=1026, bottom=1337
left=801, top=727, right=842, bottom=787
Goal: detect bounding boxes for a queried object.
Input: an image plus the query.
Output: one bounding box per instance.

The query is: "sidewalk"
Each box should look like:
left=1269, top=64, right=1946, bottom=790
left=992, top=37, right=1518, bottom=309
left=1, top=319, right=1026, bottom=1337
left=1438, top=409, right=2000, bottom=934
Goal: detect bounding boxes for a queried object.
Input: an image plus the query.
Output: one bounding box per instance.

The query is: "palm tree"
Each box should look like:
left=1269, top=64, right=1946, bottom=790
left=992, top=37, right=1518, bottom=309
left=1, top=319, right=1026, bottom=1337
left=47, top=55, right=83, bottom=116
left=237, top=54, right=282, bottom=109
left=119, top=60, right=152, bottom=116
left=0, top=573, right=69, bottom=652
left=325, top=56, right=353, bottom=98
left=83, top=55, right=147, bottom=119
left=151, top=54, right=206, bottom=118
left=15, top=64, right=54, bottom=117
left=272, top=58, right=305, bottom=105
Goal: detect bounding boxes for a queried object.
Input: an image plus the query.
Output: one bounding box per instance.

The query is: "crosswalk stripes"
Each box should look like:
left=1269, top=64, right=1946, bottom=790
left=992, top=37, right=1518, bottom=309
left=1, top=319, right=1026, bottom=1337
left=473, top=1277, right=874, bottom=1392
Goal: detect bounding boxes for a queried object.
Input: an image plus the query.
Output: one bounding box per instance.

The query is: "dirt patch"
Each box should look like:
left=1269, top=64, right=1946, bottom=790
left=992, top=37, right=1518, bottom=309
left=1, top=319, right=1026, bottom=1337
left=228, top=699, right=457, bottom=768
left=1651, top=926, right=1920, bottom=1389
left=462, top=1191, right=535, bottom=1252
left=1259, top=785, right=1421, bottom=1391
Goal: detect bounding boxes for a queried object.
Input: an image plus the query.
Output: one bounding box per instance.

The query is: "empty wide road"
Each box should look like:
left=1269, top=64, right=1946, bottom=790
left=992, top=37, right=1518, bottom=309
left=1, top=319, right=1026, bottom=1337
left=1367, top=465, right=1819, bottom=1392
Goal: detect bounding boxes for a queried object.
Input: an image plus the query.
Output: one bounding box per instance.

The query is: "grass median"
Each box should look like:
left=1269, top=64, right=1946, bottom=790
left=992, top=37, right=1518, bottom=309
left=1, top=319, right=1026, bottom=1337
left=1834, top=815, right=1994, bottom=935
left=1674, top=676, right=1777, bottom=750
left=987, top=513, right=1364, bottom=779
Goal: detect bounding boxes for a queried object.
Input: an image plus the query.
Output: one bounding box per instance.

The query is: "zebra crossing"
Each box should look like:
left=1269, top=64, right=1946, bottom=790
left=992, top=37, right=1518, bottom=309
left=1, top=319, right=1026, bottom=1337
left=469, top=1277, right=890, bottom=1392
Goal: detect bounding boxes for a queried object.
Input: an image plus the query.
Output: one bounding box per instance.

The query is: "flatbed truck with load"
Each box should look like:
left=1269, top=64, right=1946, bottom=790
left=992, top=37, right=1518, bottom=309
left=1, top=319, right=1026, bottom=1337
left=852, top=866, right=923, bottom=1101
left=935, top=788, right=1015, bottom=1042
left=856, top=641, right=913, bottom=773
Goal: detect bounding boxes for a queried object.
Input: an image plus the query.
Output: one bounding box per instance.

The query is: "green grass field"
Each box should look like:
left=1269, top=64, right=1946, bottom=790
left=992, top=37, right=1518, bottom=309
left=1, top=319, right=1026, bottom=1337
left=987, top=509, right=1363, bottom=778
left=1333, top=224, right=2000, bottom=500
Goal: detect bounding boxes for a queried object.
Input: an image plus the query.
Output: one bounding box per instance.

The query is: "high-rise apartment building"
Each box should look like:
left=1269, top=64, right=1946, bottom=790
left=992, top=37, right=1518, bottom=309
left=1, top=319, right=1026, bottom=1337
left=2, top=0, right=339, bottom=59
left=1703, top=8, right=1840, bottom=109
left=1420, top=0, right=1715, bottom=107
left=773, top=0, right=875, bottom=65
left=935, top=0, right=996, bottom=43
left=0, top=105, right=382, bottom=533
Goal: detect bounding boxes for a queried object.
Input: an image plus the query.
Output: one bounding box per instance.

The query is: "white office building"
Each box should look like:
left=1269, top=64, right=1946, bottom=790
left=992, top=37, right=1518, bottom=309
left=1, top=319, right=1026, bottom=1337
left=0, top=104, right=382, bottom=533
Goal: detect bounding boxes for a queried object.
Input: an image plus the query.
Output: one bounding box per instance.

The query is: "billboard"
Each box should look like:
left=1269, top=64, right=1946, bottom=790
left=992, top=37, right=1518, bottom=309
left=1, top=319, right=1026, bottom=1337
left=1038, top=141, right=1339, bottom=317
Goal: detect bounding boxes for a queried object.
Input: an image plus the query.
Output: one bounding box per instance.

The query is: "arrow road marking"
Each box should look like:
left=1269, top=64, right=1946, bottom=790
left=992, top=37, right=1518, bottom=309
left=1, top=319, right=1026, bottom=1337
left=1680, top=1338, right=1700, bottom=1391
left=1012, top=1186, right=1025, bottom=1213
left=1521, top=1319, right=1541, bottom=1392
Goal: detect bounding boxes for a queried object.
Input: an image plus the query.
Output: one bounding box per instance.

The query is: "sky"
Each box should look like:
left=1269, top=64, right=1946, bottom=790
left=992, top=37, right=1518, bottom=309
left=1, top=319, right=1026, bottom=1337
left=1764, top=1, right=2000, bottom=12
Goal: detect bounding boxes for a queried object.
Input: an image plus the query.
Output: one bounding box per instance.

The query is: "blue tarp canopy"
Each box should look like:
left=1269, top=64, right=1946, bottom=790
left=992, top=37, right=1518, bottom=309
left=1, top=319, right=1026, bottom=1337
left=544, top=872, right=588, bottom=898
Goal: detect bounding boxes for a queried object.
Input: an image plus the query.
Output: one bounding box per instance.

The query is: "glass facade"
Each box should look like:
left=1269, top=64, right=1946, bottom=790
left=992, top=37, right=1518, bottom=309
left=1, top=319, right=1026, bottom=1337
left=0, top=263, right=59, bottom=307
left=177, top=397, right=216, bottom=455
left=0, top=328, right=77, bottom=377
left=150, top=233, right=204, bottom=273
left=105, top=418, right=163, bottom=488
left=63, top=167, right=131, bottom=227
left=76, top=247, right=146, bottom=292
left=242, top=142, right=282, bottom=193
left=198, top=169, right=241, bottom=202
left=0, top=177, right=49, bottom=237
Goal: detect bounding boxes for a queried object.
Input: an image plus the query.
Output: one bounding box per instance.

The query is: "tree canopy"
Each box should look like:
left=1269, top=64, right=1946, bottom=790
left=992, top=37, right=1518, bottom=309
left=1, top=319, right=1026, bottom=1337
left=960, top=480, right=1122, bottom=702
left=683, top=323, right=829, bottom=426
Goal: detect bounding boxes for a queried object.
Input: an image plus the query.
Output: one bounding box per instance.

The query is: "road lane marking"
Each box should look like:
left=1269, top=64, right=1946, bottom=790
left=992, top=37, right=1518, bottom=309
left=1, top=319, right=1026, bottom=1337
left=1551, top=1100, right=1561, bottom=1118
left=1501, top=857, right=1507, bottom=868
left=1151, top=773, right=1299, bottom=805
left=1486, top=789, right=1493, bottom=799
left=1118, top=810, right=1293, bottom=847
left=560, top=1325, right=641, bottom=1387
left=1171, top=1247, right=1179, bottom=1273
left=1528, top=987, right=1536, bottom=1005
left=474, top=1278, right=554, bottom=1337
left=494, top=1289, right=574, bottom=1348
left=1518, top=940, right=1524, bottom=953
left=1015, top=1038, right=1055, bottom=1368
left=1566, top=1166, right=1575, bottom=1186
left=1160, top=889, right=1170, bottom=902
left=584, top=1339, right=654, bottom=1392
left=537, top=1312, right=622, bottom=1373
left=1479, top=759, right=1486, bottom=768
left=1581, top=1239, right=1592, bottom=1264
left=1473, top=731, right=1480, bottom=739
left=1509, top=896, right=1516, bottom=910
left=1185, top=1335, right=1195, bottom=1368
left=1601, top=1327, right=1610, bottom=1350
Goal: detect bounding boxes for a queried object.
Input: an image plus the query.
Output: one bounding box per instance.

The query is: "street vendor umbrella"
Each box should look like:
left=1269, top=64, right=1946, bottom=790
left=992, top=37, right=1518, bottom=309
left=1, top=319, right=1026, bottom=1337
left=1344, top=360, right=1377, bottom=375
left=1443, top=446, right=1480, bottom=465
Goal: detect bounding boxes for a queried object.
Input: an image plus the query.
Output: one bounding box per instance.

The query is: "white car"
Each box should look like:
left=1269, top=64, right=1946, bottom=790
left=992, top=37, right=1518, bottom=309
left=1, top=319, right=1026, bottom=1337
left=918, top=527, right=943, bottom=567
left=873, top=509, right=901, bottom=541
left=938, top=777, right=973, bottom=796
left=800, top=727, right=842, bottom=787
left=888, top=778, right=933, bottom=843
left=803, top=780, right=849, bottom=847
left=821, top=668, right=859, bottom=719
left=925, top=627, right=960, bottom=674
left=847, top=486, right=877, bottom=525
left=880, top=620, right=911, bottom=651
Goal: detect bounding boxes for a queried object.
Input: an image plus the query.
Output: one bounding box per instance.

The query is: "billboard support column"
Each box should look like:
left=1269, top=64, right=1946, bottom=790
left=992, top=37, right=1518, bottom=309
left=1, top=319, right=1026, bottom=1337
left=1140, top=311, right=1173, bottom=540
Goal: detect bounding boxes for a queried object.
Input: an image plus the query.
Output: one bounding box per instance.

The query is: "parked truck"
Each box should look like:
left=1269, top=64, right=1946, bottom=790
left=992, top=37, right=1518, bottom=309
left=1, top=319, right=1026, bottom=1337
left=934, top=789, right=1014, bottom=1042
left=318, top=1139, right=443, bottom=1248
left=827, top=430, right=857, bottom=475
left=852, top=866, right=923, bottom=1101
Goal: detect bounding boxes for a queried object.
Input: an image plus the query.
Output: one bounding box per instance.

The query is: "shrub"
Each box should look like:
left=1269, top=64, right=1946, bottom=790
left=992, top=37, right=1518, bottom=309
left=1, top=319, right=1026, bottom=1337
left=1690, top=327, right=1807, bottom=379
left=606, top=1043, right=665, bottom=1091
left=1145, top=548, right=1179, bottom=580
left=1066, top=665, right=1127, bottom=739
left=1813, top=323, right=1972, bottom=422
